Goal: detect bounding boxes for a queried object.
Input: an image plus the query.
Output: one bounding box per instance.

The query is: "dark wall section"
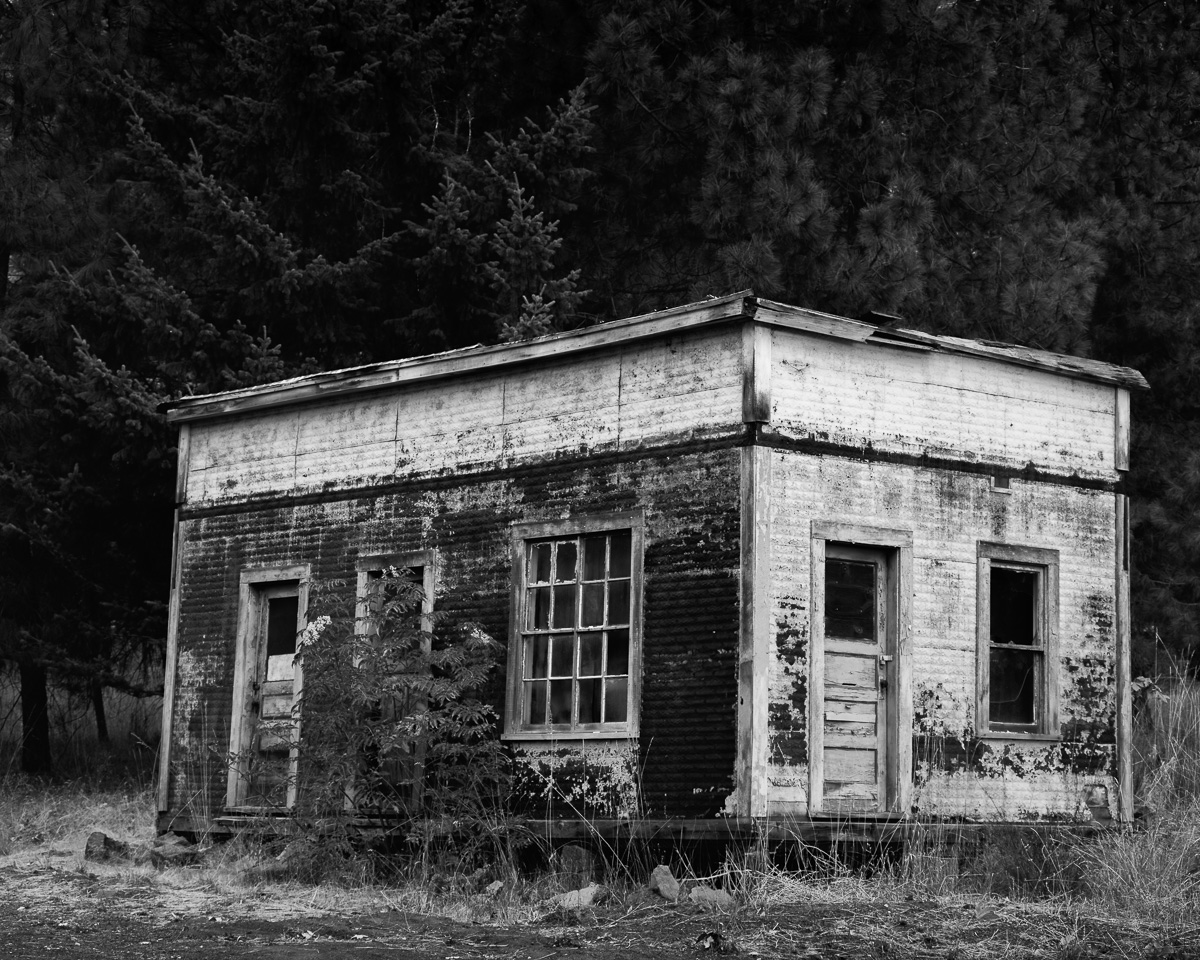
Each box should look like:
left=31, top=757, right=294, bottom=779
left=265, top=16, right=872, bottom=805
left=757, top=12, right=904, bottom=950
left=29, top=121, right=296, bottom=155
left=166, top=444, right=741, bottom=825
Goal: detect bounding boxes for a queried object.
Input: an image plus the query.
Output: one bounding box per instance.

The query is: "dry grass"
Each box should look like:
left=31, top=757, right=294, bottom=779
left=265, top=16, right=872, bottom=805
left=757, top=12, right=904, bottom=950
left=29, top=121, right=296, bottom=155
left=6, top=677, right=1200, bottom=955
left=0, top=777, right=151, bottom=856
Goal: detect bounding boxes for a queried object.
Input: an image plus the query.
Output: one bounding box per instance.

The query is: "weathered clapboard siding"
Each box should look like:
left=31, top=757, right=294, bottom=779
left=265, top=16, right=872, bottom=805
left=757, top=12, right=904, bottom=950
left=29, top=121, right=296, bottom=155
left=163, top=446, right=742, bottom=828
left=770, top=332, right=1119, bottom=479
left=183, top=331, right=744, bottom=506
left=765, top=452, right=1119, bottom=821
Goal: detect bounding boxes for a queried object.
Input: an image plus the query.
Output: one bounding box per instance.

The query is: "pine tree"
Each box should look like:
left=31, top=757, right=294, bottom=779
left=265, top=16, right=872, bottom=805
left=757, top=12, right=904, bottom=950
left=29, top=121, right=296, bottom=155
left=0, top=0, right=594, bottom=770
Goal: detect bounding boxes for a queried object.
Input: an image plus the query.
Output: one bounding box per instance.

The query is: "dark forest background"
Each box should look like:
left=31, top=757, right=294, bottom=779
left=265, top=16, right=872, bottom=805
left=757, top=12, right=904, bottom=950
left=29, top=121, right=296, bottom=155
left=3, top=0, right=1199, bottom=772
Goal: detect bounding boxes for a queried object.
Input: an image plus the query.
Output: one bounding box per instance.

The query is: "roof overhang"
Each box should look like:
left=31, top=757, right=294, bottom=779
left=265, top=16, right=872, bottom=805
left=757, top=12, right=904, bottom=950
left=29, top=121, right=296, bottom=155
left=162, top=292, right=1149, bottom=424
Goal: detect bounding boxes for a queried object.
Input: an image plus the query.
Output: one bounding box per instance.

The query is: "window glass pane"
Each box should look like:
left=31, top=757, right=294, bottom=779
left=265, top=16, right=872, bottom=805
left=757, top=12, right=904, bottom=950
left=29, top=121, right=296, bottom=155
left=525, top=681, right=547, bottom=724
left=556, top=542, right=578, bottom=582
left=578, top=632, right=603, bottom=675
left=607, top=629, right=629, bottom=674
left=581, top=583, right=605, bottom=627
left=530, top=543, right=552, bottom=584
left=990, top=648, right=1038, bottom=726
left=582, top=536, right=607, bottom=580
left=578, top=679, right=602, bottom=723
left=550, top=636, right=574, bottom=677
left=609, top=531, right=632, bottom=578
left=991, top=568, right=1039, bottom=646
left=608, top=581, right=630, bottom=624
left=266, top=596, right=299, bottom=657
left=825, top=560, right=876, bottom=641
left=552, top=584, right=576, bottom=628
left=550, top=680, right=573, bottom=724
left=605, top=678, right=628, bottom=723
left=524, top=635, right=549, bottom=679
left=528, top=587, right=551, bottom=630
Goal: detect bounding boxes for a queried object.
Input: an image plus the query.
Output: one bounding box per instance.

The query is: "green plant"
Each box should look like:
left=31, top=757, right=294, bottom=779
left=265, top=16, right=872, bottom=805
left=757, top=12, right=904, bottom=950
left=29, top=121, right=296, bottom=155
left=286, top=570, right=527, bottom=879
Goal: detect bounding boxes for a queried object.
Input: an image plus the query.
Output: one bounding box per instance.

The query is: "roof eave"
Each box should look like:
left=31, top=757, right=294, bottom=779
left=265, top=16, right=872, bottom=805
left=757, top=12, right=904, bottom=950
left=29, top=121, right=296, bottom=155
left=162, top=291, right=757, bottom=424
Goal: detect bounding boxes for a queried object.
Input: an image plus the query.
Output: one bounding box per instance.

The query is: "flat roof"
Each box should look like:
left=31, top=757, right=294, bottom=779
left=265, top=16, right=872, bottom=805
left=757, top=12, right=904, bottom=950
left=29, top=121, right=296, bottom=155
left=163, top=292, right=1148, bottom=423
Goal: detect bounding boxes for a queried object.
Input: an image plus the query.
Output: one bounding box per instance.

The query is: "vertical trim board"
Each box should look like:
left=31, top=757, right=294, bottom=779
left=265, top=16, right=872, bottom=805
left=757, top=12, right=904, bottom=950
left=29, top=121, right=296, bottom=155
left=1115, top=388, right=1130, bottom=472
left=737, top=444, right=773, bottom=816
left=1115, top=494, right=1133, bottom=821
left=741, top=322, right=773, bottom=424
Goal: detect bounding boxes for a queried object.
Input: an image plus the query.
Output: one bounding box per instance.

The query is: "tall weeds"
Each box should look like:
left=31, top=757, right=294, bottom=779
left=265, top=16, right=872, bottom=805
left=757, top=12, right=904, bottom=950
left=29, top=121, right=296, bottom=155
left=1066, top=670, right=1200, bottom=922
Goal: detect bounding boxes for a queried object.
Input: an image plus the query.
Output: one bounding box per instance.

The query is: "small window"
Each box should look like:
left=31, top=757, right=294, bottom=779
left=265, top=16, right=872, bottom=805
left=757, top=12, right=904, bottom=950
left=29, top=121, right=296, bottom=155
left=506, top=512, right=643, bottom=739
left=977, top=543, right=1059, bottom=736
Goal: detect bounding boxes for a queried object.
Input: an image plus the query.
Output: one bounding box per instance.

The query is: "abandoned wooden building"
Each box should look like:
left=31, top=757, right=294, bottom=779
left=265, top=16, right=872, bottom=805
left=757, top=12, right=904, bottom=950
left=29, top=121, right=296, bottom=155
left=156, top=292, right=1148, bottom=839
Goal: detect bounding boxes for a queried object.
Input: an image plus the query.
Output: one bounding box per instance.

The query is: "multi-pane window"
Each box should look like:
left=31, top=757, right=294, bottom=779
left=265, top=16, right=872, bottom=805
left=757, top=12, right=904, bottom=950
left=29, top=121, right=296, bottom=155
left=507, top=514, right=642, bottom=737
left=977, top=542, right=1059, bottom=736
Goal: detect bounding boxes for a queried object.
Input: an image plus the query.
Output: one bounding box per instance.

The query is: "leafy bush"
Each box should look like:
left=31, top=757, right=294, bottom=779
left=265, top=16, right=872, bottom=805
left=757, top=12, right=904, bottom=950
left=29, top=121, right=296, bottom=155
left=286, top=570, right=527, bottom=877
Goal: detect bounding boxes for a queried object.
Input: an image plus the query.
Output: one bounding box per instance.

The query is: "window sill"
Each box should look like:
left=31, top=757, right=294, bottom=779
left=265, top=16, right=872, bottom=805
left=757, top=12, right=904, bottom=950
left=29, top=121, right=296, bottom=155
left=978, top=731, right=1061, bottom=745
left=222, top=806, right=292, bottom=816
left=502, top=729, right=636, bottom=744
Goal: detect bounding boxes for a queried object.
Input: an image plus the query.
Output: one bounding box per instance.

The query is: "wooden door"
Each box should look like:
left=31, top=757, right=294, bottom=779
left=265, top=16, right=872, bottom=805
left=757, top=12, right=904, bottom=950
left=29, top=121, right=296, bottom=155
left=821, top=545, right=892, bottom=813
left=239, top=584, right=302, bottom=807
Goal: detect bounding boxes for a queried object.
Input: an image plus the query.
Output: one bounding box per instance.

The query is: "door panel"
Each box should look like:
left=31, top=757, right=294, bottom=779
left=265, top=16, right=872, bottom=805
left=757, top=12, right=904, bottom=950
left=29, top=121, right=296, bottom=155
left=821, top=545, right=891, bottom=814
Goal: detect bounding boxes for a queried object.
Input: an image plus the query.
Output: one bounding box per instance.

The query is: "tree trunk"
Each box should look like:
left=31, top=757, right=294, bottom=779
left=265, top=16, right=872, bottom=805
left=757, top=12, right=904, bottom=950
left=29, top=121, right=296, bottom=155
left=92, top=680, right=109, bottom=743
left=20, top=661, right=51, bottom=774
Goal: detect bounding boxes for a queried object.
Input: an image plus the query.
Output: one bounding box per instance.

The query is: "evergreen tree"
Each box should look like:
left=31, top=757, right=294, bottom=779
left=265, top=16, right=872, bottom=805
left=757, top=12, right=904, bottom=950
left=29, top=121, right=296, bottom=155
left=0, top=0, right=592, bottom=771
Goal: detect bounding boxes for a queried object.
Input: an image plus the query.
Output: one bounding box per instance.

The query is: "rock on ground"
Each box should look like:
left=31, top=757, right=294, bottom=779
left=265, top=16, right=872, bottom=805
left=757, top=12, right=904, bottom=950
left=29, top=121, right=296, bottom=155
left=648, top=864, right=680, bottom=900
left=551, top=883, right=606, bottom=910
left=688, top=885, right=735, bottom=910
left=84, top=832, right=130, bottom=864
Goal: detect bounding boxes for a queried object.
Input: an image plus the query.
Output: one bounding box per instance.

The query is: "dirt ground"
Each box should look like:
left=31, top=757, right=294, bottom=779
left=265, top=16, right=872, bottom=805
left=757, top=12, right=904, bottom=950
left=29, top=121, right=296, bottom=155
left=2, top=846, right=1198, bottom=960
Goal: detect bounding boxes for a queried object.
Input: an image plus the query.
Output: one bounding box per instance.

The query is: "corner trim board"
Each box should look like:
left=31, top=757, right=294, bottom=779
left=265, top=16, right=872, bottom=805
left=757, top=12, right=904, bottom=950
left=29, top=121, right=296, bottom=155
left=737, top=444, right=773, bottom=817
left=1115, top=494, right=1133, bottom=821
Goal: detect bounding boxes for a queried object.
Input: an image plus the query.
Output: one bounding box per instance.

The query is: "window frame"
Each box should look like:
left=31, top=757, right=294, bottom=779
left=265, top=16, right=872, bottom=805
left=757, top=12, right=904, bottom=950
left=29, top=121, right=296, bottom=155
left=503, top=510, right=645, bottom=741
left=976, top=542, right=1060, bottom=739
left=227, top=564, right=310, bottom=811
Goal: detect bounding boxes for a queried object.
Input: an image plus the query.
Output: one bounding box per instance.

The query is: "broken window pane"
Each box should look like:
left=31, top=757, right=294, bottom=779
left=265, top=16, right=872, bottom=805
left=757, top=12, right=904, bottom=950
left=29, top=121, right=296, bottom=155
left=608, top=581, right=630, bottom=624
left=531, top=543, right=552, bottom=583
left=990, top=647, right=1037, bottom=726
left=605, top=678, right=628, bottom=723
left=991, top=567, right=1038, bottom=646
left=525, top=681, right=547, bottom=724
left=578, top=678, right=602, bottom=723
left=578, top=632, right=603, bottom=676
left=582, top=536, right=607, bottom=580
left=609, top=532, right=632, bottom=578
left=556, top=542, right=578, bottom=582
left=524, top=635, right=549, bottom=679
left=552, top=584, right=576, bottom=628
left=550, top=680, right=572, bottom=724
left=825, top=560, right=876, bottom=641
left=581, top=583, right=605, bottom=626
left=266, top=596, right=298, bottom=658
left=528, top=587, right=550, bottom=630
left=607, top=629, right=629, bottom=675
left=550, top=636, right=573, bottom=677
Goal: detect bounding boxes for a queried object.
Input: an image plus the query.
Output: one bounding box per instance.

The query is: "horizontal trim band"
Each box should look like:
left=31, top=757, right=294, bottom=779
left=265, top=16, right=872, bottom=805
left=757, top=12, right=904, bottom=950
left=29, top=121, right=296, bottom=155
left=178, top=428, right=1121, bottom=520
left=747, top=426, right=1122, bottom=494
